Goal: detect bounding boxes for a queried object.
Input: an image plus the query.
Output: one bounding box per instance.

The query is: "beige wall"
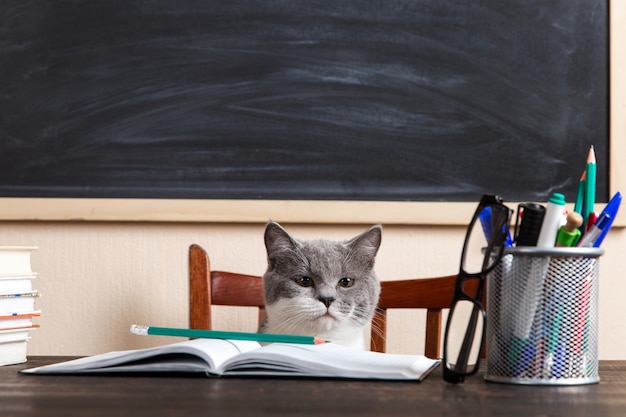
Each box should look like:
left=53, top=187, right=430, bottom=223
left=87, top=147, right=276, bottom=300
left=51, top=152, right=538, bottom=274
left=1, top=220, right=624, bottom=359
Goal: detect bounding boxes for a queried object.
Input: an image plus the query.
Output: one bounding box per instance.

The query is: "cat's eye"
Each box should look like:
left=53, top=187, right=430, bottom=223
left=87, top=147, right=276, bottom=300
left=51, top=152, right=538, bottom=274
left=295, top=276, right=314, bottom=287
left=337, top=277, right=354, bottom=288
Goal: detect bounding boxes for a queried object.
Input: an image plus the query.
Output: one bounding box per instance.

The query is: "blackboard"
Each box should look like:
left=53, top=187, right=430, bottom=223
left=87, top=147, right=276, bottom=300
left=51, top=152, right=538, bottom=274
left=0, top=0, right=609, bottom=203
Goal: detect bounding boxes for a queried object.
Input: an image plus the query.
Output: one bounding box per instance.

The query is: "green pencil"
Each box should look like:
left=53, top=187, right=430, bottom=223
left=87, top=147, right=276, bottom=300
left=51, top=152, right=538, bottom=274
left=130, top=324, right=329, bottom=345
left=574, top=170, right=586, bottom=215
left=584, top=145, right=596, bottom=230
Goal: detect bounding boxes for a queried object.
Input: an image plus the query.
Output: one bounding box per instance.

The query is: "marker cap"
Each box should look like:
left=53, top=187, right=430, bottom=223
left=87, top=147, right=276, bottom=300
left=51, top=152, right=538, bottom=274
left=548, top=193, right=566, bottom=206
left=556, top=227, right=581, bottom=247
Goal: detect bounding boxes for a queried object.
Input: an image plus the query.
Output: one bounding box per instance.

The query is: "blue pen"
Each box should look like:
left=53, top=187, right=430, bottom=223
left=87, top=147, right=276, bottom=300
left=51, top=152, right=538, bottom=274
left=479, top=206, right=493, bottom=241
left=592, top=191, right=621, bottom=247
left=552, top=345, right=567, bottom=379
left=514, top=341, right=536, bottom=377
left=577, top=213, right=611, bottom=248
left=505, top=231, right=514, bottom=248
left=479, top=206, right=513, bottom=250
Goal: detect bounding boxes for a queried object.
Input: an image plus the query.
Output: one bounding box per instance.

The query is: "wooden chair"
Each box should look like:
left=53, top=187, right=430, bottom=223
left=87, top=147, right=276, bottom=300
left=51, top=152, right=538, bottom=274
left=189, top=244, right=476, bottom=359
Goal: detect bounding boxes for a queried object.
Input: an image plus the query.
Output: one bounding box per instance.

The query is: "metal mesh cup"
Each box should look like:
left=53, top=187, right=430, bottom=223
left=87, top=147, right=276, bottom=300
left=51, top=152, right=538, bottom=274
left=485, top=247, right=603, bottom=385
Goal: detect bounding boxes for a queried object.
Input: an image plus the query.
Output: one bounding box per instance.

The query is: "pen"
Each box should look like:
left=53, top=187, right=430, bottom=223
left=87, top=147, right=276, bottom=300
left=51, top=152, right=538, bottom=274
left=584, top=212, right=598, bottom=234
left=479, top=206, right=493, bottom=241
left=577, top=213, right=610, bottom=247
left=552, top=345, right=567, bottom=379
left=514, top=339, right=535, bottom=377
left=130, top=325, right=330, bottom=345
left=479, top=206, right=513, bottom=247
left=592, top=191, right=621, bottom=247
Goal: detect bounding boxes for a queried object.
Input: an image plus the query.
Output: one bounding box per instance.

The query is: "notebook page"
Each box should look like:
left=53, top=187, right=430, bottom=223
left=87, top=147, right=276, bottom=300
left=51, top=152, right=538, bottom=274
left=222, top=342, right=440, bottom=380
left=22, top=338, right=261, bottom=374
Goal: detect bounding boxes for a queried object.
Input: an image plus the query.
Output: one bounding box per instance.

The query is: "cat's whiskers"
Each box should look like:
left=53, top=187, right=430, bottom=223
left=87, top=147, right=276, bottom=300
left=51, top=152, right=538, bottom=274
left=266, top=308, right=314, bottom=335
left=369, top=326, right=387, bottom=351
left=348, top=305, right=374, bottom=326
left=267, top=299, right=332, bottom=331
left=369, top=308, right=388, bottom=350
left=285, top=298, right=361, bottom=333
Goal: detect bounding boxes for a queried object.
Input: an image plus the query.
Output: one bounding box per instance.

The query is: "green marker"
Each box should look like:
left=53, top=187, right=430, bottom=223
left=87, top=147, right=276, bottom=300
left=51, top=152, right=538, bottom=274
left=556, top=212, right=583, bottom=247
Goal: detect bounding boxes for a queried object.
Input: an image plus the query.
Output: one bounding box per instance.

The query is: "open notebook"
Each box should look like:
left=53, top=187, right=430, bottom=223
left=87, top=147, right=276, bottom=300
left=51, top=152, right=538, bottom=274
left=22, top=338, right=440, bottom=381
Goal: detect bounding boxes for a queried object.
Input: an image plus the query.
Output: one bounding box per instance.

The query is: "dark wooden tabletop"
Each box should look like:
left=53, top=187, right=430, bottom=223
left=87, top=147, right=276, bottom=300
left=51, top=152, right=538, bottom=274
left=2, top=357, right=626, bottom=417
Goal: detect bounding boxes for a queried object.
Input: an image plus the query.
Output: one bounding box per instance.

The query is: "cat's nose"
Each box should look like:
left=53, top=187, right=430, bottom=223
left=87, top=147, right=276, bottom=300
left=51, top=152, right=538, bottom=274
left=318, top=296, right=335, bottom=308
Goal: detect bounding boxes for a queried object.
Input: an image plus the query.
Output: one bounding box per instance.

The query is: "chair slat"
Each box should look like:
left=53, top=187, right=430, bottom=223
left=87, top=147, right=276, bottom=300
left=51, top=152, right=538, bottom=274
left=211, top=271, right=265, bottom=307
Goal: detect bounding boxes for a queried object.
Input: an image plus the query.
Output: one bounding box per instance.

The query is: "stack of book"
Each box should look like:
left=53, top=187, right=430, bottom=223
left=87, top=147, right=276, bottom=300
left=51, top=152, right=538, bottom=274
left=0, top=246, right=40, bottom=366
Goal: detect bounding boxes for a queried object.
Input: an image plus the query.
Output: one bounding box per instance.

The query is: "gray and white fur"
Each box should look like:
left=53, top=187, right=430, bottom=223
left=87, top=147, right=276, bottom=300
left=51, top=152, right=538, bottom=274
left=260, top=221, right=382, bottom=350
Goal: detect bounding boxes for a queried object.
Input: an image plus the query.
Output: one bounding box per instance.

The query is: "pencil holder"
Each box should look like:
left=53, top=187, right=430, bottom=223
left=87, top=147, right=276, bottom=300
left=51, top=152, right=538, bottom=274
left=485, top=247, right=603, bottom=385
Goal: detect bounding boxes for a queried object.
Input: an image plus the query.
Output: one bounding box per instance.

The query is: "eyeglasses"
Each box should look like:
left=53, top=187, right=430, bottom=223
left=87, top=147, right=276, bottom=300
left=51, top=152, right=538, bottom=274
left=443, top=194, right=512, bottom=383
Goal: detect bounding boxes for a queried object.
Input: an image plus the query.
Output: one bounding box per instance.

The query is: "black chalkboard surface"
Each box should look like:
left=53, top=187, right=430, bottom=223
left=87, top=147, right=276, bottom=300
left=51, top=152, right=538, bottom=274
left=0, top=0, right=609, bottom=202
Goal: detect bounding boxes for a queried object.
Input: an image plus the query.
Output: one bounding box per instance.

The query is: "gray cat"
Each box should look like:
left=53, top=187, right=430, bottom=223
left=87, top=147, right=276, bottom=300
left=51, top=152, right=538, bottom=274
left=260, top=221, right=382, bottom=350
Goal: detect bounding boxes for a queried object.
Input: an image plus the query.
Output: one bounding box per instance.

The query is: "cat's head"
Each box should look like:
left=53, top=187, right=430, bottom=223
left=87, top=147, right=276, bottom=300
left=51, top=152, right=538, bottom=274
left=261, top=221, right=382, bottom=349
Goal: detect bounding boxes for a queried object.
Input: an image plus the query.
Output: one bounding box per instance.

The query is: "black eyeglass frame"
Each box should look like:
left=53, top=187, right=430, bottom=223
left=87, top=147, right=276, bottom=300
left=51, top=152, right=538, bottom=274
left=442, top=194, right=512, bottom=383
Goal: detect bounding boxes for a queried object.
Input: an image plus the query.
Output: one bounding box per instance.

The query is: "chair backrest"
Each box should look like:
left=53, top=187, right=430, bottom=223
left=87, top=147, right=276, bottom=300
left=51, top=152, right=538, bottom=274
left=189, top=244, right=474, bottom=358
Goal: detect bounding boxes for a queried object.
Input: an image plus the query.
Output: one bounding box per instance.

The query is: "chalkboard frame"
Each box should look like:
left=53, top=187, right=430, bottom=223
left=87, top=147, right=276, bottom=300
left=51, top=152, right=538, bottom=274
left=1, top=1, right=623, bottom=226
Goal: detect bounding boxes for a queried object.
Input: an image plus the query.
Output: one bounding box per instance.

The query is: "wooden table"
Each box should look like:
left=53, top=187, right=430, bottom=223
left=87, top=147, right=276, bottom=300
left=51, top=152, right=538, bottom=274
left=2, top=358, right=625, bottom=416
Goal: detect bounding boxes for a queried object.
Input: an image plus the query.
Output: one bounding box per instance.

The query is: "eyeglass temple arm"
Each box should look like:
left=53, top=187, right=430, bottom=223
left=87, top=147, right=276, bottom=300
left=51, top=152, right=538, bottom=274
left=453, top=278, right=485, bottom=372
left=453, top=305, right=482, bottom=373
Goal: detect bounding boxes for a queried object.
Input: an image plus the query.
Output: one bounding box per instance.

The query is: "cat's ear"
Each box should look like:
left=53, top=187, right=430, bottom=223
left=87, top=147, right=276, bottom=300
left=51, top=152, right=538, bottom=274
left=264, top=221, right=301, bottom=260
left=346, top=225, right=382, bottom=265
